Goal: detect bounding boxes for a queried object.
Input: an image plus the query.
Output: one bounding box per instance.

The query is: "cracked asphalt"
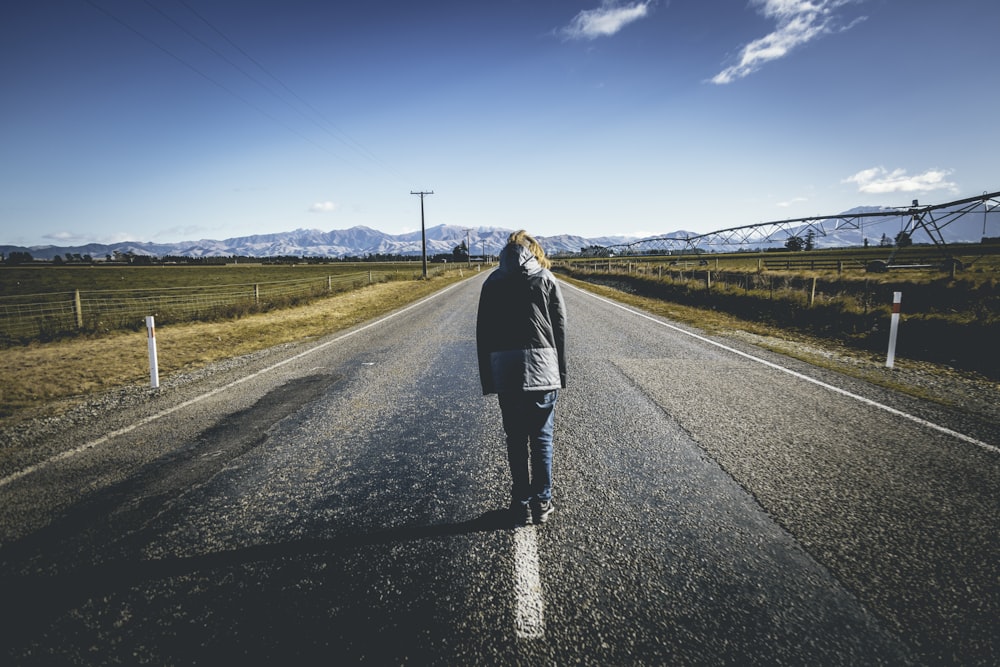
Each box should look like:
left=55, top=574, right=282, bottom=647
left=1, top=274, right=996, bottom=665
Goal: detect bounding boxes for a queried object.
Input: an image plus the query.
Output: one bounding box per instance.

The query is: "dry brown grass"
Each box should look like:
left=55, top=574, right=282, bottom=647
left=0, top=271, right=472, bottom=422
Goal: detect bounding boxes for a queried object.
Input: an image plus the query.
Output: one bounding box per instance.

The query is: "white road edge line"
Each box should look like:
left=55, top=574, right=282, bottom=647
left=0, top=280, right=468, bottom=490
left=513, top=526, right=545, bottom=640
left=566, top=282, right=998, bottom=455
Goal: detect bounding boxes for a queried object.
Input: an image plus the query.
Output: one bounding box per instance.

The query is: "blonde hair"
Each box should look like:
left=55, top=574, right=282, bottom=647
left=508, top=229, right=551, bottom=269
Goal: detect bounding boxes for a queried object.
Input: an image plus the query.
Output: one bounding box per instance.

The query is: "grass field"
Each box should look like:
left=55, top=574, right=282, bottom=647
left=0, top=261, right=436, bottom=296
left=0, top=262, right=459, bottom=343
left=563, top=243, right=1000, bottom=283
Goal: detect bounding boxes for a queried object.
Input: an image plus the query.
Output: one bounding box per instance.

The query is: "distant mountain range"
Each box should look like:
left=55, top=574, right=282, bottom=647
left=0, top=225, right=637, bottom=261
left=2, top=204, right=995, bottom=261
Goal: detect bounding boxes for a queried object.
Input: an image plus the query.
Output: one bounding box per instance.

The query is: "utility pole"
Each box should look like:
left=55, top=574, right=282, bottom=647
left=410, top=190, right=433, bottom=278
left=465, top=228, right=472, bottom=267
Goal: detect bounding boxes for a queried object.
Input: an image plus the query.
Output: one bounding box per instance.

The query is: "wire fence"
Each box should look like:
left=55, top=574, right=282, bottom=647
left=0, top=270, right=407, bottom=342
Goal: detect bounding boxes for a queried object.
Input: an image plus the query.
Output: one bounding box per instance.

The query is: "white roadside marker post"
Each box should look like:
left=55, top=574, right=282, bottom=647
left=146, top=315, right=160, bottom=389
left=886, top=292, right=902, bottom=369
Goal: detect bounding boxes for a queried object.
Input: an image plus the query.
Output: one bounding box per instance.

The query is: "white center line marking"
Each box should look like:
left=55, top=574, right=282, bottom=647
left=566, top=282, right=998, bottom=455
left=513, top=526, right=545, bottom=640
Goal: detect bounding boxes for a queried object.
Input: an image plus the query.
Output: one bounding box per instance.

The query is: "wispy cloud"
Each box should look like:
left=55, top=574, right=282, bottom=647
left=711, top=0, right=865, bottom=84
left=43, top=231, right=83, bottom=243
left=309, top=201, right=337, bottom=213
left=777, top=197, right=808, bottom=208
left=44, top=230, right=137, bottom=245
left=561, top=1, right=654, bottom=40
left=843, top=167, right=958, bottom=195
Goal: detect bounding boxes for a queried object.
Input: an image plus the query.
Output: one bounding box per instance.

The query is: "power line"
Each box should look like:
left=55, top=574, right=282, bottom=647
left=171, top=0, right=409, bottom=183
left=83, top=0, right=346, bottom=162
left=83, top=0, right=409, bottom=182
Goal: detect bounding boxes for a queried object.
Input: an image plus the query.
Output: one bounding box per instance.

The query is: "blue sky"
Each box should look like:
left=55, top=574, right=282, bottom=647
left=2, top=0, right=997, bottom=247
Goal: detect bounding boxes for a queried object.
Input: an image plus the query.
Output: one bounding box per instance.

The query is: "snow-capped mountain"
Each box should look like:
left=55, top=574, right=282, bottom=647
left=0, top=225, right=629, bottom=261
left=3, top=200, right=995, bottom=261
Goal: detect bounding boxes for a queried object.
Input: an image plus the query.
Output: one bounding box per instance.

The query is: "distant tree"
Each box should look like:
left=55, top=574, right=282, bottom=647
left=895, top=230, right=913, bottom=248
left=805, top=229, right=816, bottom=251
left=580, top=245, right=607, bottom=257
left=784, top=236, right=805, bottom=252
left=879, top=233, right=893, bottom=247
left=5, top=251, right=33, bottom=265
left=452, top=241, right=468, bottom=261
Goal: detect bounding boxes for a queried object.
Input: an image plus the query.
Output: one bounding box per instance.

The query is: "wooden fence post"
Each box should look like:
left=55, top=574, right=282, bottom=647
left=809, top=276, right=817, bottom=306
left=254, top=284, right=259, bottom=305
left=74, top=289, right=83, bottom=329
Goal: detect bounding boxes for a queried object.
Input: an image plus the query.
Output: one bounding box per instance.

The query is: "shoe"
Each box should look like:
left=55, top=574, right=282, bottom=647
left=510, top=501, right=532, bottom=526
left=534, top=500, right=554, bottom=524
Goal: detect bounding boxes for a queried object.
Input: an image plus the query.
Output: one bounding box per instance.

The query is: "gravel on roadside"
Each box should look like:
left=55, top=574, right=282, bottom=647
left=725, top=328, right=1000, bottom=425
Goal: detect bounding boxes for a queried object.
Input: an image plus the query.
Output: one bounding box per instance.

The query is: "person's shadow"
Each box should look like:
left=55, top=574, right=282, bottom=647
left=1, top=508, right=519, bottom=660
left=2, top=508, right=516, bottom=623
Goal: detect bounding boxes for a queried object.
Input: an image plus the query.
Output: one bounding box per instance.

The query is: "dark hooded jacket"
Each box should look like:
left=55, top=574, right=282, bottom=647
left=476, top=242, right=567, bottom=395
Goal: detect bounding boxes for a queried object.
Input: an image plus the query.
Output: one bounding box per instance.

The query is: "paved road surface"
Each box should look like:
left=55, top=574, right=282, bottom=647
left=1, top=273, right=997, bottom=665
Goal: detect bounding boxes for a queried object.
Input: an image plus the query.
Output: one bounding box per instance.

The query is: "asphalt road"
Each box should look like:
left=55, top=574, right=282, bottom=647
left=1, top=273, right=997, bottom=665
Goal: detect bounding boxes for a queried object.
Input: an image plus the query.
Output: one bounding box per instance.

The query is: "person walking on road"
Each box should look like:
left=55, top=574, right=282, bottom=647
left=477, top=230, right=567, bottom=526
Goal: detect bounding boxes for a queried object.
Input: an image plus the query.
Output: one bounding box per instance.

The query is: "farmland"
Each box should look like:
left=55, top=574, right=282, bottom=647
left=0, top=261, right=437, bottom=296
left=557, top=244, right=1000, bottom=379
left=0, top=261, right=455, bottom=343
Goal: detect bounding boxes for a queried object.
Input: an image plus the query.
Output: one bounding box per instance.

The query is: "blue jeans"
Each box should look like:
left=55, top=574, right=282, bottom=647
left=498, top=390, right=557, bottom=506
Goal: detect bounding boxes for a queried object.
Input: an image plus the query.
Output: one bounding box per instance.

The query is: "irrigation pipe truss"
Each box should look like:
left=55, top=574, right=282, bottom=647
left=597, top=191, right=1000, bottom=257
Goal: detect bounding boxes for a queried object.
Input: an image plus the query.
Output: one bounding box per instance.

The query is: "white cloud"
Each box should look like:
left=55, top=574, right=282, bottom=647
left=711, top=0, right=865, bottom=84
left=777, top=197, right=808, bottom=208
left=309, top=201, right=337, bottom=213
left=561, top=1, right=653, bottom=40
left=843, top=167, right=958, bottom=195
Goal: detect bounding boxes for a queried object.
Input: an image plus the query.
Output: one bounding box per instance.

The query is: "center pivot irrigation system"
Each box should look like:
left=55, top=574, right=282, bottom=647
left=596, top=191, right=1000, bottom=265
